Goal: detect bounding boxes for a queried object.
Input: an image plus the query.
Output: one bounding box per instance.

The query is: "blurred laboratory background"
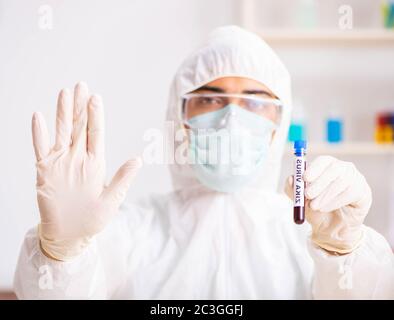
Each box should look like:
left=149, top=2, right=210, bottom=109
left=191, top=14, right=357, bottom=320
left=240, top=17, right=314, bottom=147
left=0, top=0, right=393, bottom=298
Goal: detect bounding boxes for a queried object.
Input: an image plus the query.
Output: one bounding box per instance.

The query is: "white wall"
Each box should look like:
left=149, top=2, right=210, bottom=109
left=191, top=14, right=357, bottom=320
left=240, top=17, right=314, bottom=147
left=0, top=0, right=236, bottom=289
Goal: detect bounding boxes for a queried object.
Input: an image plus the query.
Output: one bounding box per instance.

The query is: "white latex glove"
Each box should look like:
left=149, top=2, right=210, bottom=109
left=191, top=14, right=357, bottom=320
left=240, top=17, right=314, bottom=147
left=32, top=82, right=142, bottom=261
left=285, top=156, right=372, bottom=254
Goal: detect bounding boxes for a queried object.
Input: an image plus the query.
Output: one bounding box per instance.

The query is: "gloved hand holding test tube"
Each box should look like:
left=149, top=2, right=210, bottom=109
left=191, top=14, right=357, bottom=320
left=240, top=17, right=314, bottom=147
left=285, top=143, right=372, bottom=254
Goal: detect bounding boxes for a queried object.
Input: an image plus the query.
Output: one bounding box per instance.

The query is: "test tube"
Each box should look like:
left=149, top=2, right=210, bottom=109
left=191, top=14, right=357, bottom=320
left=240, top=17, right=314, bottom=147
left=293, top=140, right=307, bottom=224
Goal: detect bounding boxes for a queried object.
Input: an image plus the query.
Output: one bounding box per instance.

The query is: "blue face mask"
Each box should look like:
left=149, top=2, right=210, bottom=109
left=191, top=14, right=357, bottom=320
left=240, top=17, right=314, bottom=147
left=187, top=104, right=277, bottom=193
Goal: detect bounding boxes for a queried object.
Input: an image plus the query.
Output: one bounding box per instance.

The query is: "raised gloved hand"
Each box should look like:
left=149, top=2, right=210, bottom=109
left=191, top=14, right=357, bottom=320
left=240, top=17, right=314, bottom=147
left=285, top=155, right=372, bottom=254
left=32, top=82, right=142, bottom=261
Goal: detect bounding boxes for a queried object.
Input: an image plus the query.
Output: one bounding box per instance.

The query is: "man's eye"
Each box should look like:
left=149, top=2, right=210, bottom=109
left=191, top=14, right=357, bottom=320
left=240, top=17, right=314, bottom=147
left=199, top=97, right=222, bottom=105
left=247, top=101, right=262, bottom=110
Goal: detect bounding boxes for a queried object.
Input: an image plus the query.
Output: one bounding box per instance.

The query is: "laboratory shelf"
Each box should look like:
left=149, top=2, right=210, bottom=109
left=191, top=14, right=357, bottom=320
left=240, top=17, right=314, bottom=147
left=284, top=142, right=394, bottom=156
left=256, top=29, right=394, bottom=45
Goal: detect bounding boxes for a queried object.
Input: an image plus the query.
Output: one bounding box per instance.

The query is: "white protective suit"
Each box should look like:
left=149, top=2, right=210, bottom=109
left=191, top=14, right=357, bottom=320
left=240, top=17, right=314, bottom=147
left=14, top=26, right=394, bottom=299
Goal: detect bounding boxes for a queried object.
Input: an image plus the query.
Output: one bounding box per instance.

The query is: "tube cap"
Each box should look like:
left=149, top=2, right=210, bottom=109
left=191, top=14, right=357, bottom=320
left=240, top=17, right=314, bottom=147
left=294, top=140, right=307, bottom=150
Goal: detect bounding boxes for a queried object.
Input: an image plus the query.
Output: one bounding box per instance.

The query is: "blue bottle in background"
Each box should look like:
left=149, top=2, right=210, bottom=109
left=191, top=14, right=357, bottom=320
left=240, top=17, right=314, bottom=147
left=326, top=115, right=343, bottom=143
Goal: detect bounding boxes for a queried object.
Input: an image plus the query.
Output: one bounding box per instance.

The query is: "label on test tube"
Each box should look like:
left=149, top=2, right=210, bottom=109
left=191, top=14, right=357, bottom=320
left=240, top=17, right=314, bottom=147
left=294, top=155, right=305, bottom=207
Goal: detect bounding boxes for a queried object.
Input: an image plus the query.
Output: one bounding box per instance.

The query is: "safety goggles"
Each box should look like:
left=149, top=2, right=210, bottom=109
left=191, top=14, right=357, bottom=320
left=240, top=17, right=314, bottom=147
left=181, top=93, right=282, bottom=128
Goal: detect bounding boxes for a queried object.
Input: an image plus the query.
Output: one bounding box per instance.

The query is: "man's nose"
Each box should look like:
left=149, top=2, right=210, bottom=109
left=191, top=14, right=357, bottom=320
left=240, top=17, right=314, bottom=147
left=227, top=97, right=243, bottom=106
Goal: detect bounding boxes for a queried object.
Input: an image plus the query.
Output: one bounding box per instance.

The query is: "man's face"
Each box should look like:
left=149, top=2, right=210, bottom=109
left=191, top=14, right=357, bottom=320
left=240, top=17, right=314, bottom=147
left=186, top=76, right=280, bottom=141
left=190, top=77, right=280, bottom=122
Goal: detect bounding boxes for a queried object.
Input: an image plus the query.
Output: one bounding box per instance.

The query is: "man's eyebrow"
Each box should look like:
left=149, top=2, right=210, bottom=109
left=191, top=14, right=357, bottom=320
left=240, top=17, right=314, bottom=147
left=193, top=86, right=225, bottom=93
left=242, top=89, right=274, bottom=96
left=193, top=86, right=277, bottom=98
